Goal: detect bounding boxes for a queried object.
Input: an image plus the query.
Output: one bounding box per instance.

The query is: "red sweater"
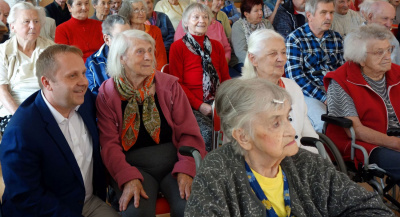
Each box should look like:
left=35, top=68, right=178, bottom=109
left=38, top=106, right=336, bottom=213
left=145, top=25, right=167, bottom=71
left=55, top=17, right=104, bottom=62
left=169, top=34, right=230, bottom=110
left=324, top=61, right=400, bottom=163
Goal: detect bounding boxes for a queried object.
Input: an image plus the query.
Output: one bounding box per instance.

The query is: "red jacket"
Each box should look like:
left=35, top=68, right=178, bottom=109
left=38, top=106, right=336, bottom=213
left=96, top=71, right=206, bottom=189
left=324, top=61, right=400, bottom=163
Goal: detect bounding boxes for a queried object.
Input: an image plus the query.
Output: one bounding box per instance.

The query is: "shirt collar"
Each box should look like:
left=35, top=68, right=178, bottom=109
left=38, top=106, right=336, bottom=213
left=41, top=90, right=80, bottom=124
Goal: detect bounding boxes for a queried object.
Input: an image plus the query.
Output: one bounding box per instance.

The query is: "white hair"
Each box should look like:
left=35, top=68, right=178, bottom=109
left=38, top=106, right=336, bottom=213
left=107, top=29, right=156, bottom=78
left=241, top=29, right=285, bottom=79
left=118, top=0, right=147, bottom=24
left=215, top=78, right=291, bottom=156
left=305, top=0, right=334, bottom=15
left=344, top=24, right=393, bottom=63
left=358, top=0, right=386, bottom=20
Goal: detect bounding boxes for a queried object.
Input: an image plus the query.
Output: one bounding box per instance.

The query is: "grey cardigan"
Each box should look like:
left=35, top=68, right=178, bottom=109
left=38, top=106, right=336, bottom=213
left=185, top=143, right=394, bottom=217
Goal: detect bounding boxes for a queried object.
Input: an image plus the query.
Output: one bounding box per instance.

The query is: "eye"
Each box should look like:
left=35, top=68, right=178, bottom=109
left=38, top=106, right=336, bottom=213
left=273, top=121, right=280, bottom=128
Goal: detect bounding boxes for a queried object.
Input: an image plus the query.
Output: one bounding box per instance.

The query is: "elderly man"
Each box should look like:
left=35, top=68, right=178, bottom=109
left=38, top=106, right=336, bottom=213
left=45, top=0, right=71, bottom=26
left=0, top=0, right=9, bottom=43
left=331, top=0, right=363, bottom=37
left=90, top=0, right=111, bottom=21
left=285, top=0, right=345, bottom=133
left=360, top=0, right=400, bottom=64
left=273, top=0, right=307, bottom=38
left=0, top=44, right=120, bottom=217
left=85, top=15, right=130, bottom=95
left=110, top=0, right=121, bottom=14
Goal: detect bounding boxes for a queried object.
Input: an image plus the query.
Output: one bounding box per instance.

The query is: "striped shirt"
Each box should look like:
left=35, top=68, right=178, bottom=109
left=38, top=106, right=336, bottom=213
left=327, top=74, right=400, bottom=129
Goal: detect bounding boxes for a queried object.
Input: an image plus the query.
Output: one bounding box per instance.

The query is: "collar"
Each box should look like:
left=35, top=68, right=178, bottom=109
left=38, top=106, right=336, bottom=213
left=94, top=43, right=109, bottom=58
left=41, top=90, right=80, bottom=123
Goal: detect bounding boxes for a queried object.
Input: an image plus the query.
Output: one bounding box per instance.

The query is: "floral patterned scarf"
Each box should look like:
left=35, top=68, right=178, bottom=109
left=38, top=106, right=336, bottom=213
left=114, top=71, right=161, bottom=151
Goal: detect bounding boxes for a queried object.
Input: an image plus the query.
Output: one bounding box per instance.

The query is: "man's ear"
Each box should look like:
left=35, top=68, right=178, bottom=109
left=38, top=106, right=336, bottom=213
left=41, top=76, right=52, bottom=91
left=366, top=13, right=373, bottom=22
left=306, top=11, right=312, bottom=22
left=232, top=128, right=252, bottom=151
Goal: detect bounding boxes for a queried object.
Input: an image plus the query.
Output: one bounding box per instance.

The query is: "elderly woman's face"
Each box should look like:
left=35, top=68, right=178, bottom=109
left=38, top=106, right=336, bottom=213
left=11, top=9, right=41, bottom=42
left=245, top=101, right=297, bottom=162
left=94, top=0, right=111, bottom=18
left=186, top=10, right=209, bottom=36
left=362, top=39, right=392, bottom=75
left=122, top=38, right=154, bottom=76
left=244, top=4, right=263, bottom=24
left=68, top=0, right=90, bottom=20
left=130, top=2, right=147, bottom=25
left=249, top=38, right=287, bottom=84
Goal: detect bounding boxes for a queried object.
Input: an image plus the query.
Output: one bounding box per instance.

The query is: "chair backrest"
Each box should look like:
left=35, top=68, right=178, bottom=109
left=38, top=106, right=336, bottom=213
left=211, top=102, right=223, bottom=150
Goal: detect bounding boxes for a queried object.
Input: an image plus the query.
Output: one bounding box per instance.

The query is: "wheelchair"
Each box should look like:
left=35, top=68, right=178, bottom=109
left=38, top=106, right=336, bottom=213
left=320, top=114, right=400, bottom=211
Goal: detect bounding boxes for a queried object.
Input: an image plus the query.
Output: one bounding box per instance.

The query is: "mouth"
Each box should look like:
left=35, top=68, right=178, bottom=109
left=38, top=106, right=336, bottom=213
left=285, top=140, right=296, bottom=146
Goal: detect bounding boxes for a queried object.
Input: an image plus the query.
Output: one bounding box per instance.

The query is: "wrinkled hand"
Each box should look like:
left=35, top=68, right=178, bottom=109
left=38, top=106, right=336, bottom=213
left=119, top=179, right=149, bottom=211
left=177, top=173, right=193, bottom=200
left=199, top=103, right=212, bottom=116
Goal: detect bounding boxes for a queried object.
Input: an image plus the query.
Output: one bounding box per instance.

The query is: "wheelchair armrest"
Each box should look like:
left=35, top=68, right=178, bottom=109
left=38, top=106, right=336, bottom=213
left=387, top=128, right=400, bottom=137
left=321, top=114, right=353, bottom=129
left=300, top=137, right=319, bottom=147
left=179, top=146, right=202, bottom=170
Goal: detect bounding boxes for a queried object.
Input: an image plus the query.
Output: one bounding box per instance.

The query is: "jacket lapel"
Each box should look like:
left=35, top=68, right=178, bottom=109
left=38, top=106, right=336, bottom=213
left=34, top=91, right=85, bottom=187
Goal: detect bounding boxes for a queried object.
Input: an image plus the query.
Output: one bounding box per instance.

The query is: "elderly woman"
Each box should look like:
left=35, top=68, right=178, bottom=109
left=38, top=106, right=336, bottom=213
left=90, top=0, right=111, bottom=21
left=55, top=0, right=104, bottom=61
left=119, top=0, right=167, bottom=71
left=96, top=30, right=206, bottom=217
left=185, top=78, right=394, bottom=216
left=173, top=1, right=232, bottom=63
left=169, top=3, right=230, bottom=151
left=110, top=0, right=122, bottom=14
left=145, top=0, right=175, bottom=56
left=0, top=2, right=53, bottom=134
left=241, top=29, right=318, bottom=153
left=154, top=0, right=189, bottom=30
left=231, top=0, right=273, bottom=72
left=324, top=24, right=400, bottom=186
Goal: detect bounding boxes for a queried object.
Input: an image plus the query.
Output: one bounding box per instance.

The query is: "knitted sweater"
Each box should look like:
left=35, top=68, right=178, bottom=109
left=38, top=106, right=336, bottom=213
left=185, top=143, right=394, bottom=217
left=169, top=34, right=230, bottom=110
left=331, top=10, right=363, bottom=38
left=145, top=24, right=167, bottom=71
left=55, top=17, right=104, bottom=62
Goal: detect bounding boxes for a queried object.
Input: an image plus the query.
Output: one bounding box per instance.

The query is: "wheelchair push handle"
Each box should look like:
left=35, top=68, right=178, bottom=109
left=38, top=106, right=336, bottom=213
left=179, top=146, right=202, bottom=170
left=321, top=114, right=353, bottom=128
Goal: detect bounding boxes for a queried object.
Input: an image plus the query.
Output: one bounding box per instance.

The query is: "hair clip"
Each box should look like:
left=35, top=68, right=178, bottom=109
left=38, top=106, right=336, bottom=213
left=226, top=96, right=237, bottom=114
left=272, top=99, right=284, bottom=104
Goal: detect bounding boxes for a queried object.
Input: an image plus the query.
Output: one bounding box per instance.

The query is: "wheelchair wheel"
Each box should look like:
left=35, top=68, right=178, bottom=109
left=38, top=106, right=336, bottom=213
left=317, top=132, right=348, bottom=175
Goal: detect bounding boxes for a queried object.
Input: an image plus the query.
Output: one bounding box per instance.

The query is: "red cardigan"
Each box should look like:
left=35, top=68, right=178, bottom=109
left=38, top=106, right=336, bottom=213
left=169, top=34, right=230, bottom=110
left=324, top=61, right=400, bottom=163
left=96, top=71, right=206, bottom=189
left=145, top=25, right=167, bottom=71
left=55, top=17, right=104, bottom=62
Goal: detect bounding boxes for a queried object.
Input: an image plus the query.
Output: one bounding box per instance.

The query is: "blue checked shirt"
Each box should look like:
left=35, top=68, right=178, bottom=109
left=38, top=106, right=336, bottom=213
left=285, top=23, right=345, bottom=102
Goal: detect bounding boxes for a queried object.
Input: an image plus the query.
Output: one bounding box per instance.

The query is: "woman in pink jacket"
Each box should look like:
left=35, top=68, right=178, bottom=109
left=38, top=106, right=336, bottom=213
left=96, top=29, right=206, bottom=217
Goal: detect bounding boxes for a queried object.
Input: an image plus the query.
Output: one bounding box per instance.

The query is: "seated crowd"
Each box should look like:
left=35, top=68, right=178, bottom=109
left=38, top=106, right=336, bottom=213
left=0, top=0, right=399, bottom=216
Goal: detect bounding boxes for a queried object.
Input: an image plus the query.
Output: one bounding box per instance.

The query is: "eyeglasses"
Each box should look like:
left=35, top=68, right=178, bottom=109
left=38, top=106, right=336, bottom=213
left=133, top=9, right=146, bottom=14
left=366, top=45, right=395, bottom=58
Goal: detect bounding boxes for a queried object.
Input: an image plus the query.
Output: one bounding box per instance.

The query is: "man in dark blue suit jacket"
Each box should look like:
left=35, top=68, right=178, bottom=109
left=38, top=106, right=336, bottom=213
left=0, top=45, right=119, bottom=217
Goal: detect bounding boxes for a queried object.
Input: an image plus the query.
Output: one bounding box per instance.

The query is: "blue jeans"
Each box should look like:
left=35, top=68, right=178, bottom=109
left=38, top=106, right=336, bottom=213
left=303, top=96, right=326, bottom=133
left=370, top=147, right=400, bottom=186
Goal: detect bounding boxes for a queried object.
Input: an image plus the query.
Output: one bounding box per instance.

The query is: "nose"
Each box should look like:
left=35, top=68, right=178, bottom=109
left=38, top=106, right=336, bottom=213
left=198, top=16, right=205, bottom=22
left=326, top=13, right=333, bottom=20
left=284, top=117, right=296, bottom=139
left=277, top=52, right=287, bottom=62
left=80, top=73, right=89, bottom=86
left=29, top=21, right=35, bottom=29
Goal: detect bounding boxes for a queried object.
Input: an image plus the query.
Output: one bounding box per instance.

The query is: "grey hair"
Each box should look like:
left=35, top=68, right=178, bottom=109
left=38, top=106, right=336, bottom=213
left=215, top=78, right=292, bottom=156
left=359, top=0, right=389, bottom=20
left=242, top=29, right=284, bottom=79
left=118, top=0, right=147, bottom=24
left=102, top=14, right=128, bottom=35
left=305, top=0, right=334, bottom=15
left=344, top=24, right=393, bottom=63
left=107, top=29, right=156, bottom=78
left=7, top=2, right=45, bottom=28
left=181, top=3, right=213, bottom=33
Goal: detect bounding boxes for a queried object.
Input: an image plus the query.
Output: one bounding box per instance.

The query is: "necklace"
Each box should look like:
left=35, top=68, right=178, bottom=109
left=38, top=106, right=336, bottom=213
left=168, top=0, right=183, bottom=16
